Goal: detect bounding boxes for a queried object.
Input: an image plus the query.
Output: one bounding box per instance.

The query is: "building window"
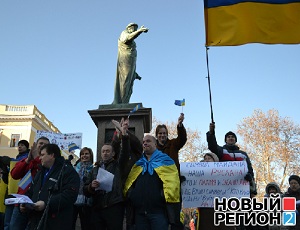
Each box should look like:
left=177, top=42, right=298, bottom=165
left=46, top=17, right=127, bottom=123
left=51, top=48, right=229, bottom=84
left=10, top=134, right=20, bottom=147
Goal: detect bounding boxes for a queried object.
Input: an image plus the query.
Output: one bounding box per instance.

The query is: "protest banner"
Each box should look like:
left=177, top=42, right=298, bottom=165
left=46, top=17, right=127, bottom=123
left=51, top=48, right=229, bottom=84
left=35, top=130, right=82, bottom=151
left=180, top=161, right=249, bottom=208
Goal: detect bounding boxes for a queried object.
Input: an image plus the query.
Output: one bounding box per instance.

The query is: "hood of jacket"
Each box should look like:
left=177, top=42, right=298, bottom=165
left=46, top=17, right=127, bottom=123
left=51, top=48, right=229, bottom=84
left=265, top=182, right=281, bottom=194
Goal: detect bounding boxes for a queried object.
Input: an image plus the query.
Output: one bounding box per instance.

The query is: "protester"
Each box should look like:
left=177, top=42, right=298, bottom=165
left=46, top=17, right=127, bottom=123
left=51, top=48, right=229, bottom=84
left=20, top=144, right=80, bottom=230
left=155, top=113, right=187, bottom=229
left=111, top=118, right=143, bottom=229
left=123, top=134, right=181, bottom=230
left=283, top=175, right=300, bottom=229
left=155, top=113, right=187, bottom=173
left=193, top=150, right=234, bottom=230
left=206, top=123, right=256, bottom=195
left=189, top=209, right=198, bottom=230
left=264, top=182, right=282, bottom=230
left=9, top=137, right=49, bottom=230
left=203, top=149, right=219, bottom=162
left=83, top=125, right=130, bottom=230
left=4, top=139, right=30, bottom=230
left=111, top=117, right=142, bottom=174
left=265, top=182, right=282, bottom=197
left=72, top=147, right=94, bottom=230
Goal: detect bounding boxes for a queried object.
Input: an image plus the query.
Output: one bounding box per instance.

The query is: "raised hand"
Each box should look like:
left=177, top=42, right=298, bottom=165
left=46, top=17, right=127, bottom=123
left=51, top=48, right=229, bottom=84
left=178, top=113, right=184, bottom=126
left=121, top=118, right=129, bottom=136
left=209, top=123, right=215, bottom=134
left=26, top=142, right=38, bottom=164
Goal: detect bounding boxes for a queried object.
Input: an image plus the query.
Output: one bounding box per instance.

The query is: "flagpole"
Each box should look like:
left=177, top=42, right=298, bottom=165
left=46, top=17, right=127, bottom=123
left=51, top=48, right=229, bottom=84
left=206, top=46, right=214, bottom=123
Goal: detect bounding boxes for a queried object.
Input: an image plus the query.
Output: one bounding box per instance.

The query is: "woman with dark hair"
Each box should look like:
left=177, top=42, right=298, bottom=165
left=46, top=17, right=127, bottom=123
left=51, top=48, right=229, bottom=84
left=72, top=147, right=94, bottom=230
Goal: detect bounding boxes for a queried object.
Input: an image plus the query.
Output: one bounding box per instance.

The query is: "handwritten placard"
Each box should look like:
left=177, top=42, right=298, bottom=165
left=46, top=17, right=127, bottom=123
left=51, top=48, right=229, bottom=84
left=35, top=130, right=82, bottom=150
left=180, top=161, right=250, bottom=208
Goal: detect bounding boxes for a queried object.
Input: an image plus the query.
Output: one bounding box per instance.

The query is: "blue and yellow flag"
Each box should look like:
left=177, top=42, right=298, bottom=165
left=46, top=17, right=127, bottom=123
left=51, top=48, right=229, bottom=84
left=174, top=99, right=185, bottom=106
left=124, top=149, right=180, bottom=203
left=68, top=143, right=79, bottom=153
left=18, top=170, right=32, bottom=192
left=129, top=104, right=141, bottom=114
left=204, top=0, right=300, bottom=46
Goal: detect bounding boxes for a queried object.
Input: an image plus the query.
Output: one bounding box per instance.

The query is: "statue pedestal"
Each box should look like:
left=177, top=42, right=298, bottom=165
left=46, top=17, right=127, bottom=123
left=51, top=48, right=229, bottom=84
left=88, top=103, right=152, bottom=161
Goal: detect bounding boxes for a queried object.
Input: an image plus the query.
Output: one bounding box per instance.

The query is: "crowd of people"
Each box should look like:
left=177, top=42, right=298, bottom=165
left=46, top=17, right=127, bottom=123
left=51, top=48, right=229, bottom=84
left=0, top=114, right=299, bottom=230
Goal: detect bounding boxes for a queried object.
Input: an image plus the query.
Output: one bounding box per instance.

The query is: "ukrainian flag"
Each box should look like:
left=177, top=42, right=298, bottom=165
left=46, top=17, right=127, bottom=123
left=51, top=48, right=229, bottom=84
left=18, top=170, right=32, bottom=192
left=124, top=149, right=180, bottom=203
left=204, top=0, right=300, bottom=46
left=174, top=99, right=185, bottom=106
left=68, top=143, right=79, bottom=153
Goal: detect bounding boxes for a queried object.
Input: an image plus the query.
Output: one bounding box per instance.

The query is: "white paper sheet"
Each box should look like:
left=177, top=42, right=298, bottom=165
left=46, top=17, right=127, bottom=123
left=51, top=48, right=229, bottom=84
left=95, top=167, right=114, bottom=193
left=5, top=194, right=34, bottom=205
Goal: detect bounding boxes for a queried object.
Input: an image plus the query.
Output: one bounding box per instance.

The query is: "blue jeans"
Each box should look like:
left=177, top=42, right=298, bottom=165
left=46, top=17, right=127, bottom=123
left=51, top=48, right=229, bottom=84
left=4, top=205, right=14, bottom=230
left=9, top=206, right=28, bottom=230
left=135, top=212, right=169, bottom=230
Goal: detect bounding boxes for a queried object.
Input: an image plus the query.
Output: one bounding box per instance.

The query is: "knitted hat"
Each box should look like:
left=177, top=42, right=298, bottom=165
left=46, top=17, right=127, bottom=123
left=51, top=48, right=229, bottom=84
left=18, top=140, right=29, bottom=149
left=225, top=131, right=237, bottom=143
left=289, top=175, right=300, bottom=185
left=203, top=150, right=219, bottom=162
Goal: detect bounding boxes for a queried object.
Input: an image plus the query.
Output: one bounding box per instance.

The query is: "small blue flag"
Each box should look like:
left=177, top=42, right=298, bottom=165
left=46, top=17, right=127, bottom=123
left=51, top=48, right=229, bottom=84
left=68, top=143, right=79, bottom=152
left=130, top=104, right=141, bottom=114
left=18, top=170, right=32, bottom=191
left=174, top=99, right=185, bottom=106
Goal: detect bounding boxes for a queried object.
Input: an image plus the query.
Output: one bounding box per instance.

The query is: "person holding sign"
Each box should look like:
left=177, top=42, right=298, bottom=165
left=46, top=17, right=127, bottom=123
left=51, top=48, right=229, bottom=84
left=83, top=126, right=130, bottom=229
left=206, top=123, right=256, bottom=195
left=195, top=150, right=235, bottom=230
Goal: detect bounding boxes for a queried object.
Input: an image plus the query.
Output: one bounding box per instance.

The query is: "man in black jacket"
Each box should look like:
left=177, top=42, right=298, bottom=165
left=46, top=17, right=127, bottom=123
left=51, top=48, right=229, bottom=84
left=21, top=144, right=80, bottom=230
left=84, top=126, right=130, bottom=230
left=206, top=122, right=256, bottom=195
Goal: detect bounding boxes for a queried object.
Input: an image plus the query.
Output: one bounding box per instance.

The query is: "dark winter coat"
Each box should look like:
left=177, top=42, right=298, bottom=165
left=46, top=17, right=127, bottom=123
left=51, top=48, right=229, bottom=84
left=206, top=131, right=254, bottom=177
left=283, top=188, right=300, bottom=230
left=26, top=156, right=80, bottom=230
left=156, top=125, right=187, bottom=172
left=83, top=135, right=130, bottom=210
left=111, top=130, right=142, bottom=179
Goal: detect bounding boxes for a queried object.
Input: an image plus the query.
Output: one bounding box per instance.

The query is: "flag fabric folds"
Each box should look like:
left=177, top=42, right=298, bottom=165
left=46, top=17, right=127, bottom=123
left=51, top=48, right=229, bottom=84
left=68, top=143, right=79, bottom=152
left=204, top=0, right=300, bottom=46
left=123, top=149, right=180, bottom=203
left=129, top=104, right=141, bottom=114
left=174, top=99, right=185, bottom=106
left=18, top=170, right=32, bottom=192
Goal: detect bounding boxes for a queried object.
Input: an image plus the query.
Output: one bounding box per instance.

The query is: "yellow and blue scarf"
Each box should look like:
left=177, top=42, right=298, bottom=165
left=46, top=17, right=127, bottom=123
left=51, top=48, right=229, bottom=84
left=124, top=149, right=180, bottom=203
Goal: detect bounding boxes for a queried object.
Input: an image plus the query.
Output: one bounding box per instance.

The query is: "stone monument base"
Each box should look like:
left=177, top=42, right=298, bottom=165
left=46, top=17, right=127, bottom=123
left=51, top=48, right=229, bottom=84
left=88, top=103, right=152, bottom=161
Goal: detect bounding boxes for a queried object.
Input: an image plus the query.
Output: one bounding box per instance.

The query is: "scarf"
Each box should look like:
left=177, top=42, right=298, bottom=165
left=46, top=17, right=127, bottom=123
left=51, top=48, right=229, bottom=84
left=135, top=149, right=175, bottom=175
left=124, top=149, right=180, bottom=203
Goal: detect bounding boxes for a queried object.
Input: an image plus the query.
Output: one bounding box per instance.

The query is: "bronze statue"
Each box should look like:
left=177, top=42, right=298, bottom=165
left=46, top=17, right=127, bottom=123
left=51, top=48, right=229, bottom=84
left=112, top=23, right=149, bottom=104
